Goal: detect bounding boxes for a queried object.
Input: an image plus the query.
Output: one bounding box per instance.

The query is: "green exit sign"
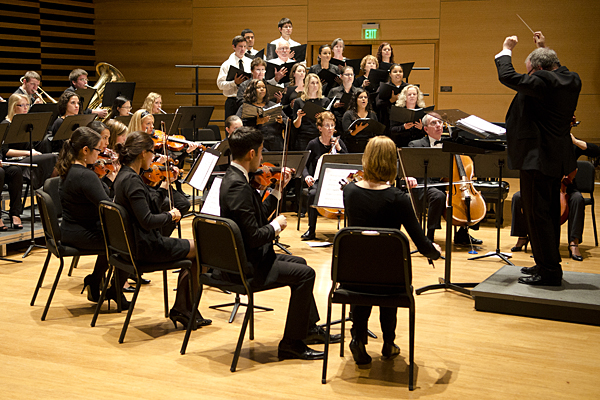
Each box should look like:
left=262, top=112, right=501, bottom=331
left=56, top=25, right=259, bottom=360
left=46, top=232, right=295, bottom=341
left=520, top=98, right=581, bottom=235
left=362, top=23, right=379, bottom=40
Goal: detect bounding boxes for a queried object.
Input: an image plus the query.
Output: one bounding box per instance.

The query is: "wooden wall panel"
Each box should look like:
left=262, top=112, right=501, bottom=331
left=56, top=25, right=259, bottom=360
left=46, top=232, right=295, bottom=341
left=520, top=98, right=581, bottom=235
left=308, top=19, right=439, bottom=42
left=307, top=0, right=440, bottom=21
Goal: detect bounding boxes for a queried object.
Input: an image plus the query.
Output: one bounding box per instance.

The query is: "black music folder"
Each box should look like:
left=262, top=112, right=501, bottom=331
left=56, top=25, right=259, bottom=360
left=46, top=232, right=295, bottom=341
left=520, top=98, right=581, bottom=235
left=266, top=61, right=296, bottom=85
left=400, top=62, right=415, bottom=80
left=378, top=82, right=405, bottom=101
left=367, top=69, right=390, bottom=91
left=246, top=48, right=265, bottom=60
left=290, top=44, right=307, bottom=63
left=345, top=58, right=362, bottom=74
left=266, top=43, right=276, bottom=60
left=115, top=115, right=132, bottom=126
left=331, top=91, right=354, bottom=110
left=390, top=105, right=435, bottom=124
left=301, top=100, right=326, bottom=122
left=330, top=58, right=346, bottom=68
left=226, top=66, right=251, bottom=81
left=347, top=118, right=386, bottom=136
left=317, top=68, right=339, bottom=88
left=266, top=83, right=284, bottom=103
left=379, top=61, right=393, bottom=72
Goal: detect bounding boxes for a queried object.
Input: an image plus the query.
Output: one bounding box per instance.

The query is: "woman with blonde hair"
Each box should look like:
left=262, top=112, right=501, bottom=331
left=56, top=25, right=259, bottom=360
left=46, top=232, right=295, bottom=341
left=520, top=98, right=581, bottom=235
left=141, top=92, right=164, bottom=114
left=353, top=55, right=379, bottom=91
left=342, top=135, right=440, bottom=365
left=128, top=109, right=154, bottom=134
left=292, top=73, right=328, bottom=150
left=390, top=84, right=427, bottom=147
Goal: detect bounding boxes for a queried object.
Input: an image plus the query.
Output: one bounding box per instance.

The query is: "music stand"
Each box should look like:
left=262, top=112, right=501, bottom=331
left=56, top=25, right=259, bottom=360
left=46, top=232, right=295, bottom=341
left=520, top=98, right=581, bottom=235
left=183, top=147, right=221, bottom=216
left=52, top=114, right=97, bottom=141
left=467, top=150, right=519, bottom=265
left=415, top=141, right=501, bottom=296
left=29, top=103, right=59, bottom=126
left=0, top=101, right=7, bottom=122
left=261, top=151, right=309, bottom=180
left=177, top=106, right=214, bottom=141
left=102, top=82, right=136, bottom=108
left=114, top=115, right=132, bottom=126
left=153, top=113, right=182, bottom=135
left=74, top=88, right=96, bottom=110
left=4, top=112, right=53, bottom=258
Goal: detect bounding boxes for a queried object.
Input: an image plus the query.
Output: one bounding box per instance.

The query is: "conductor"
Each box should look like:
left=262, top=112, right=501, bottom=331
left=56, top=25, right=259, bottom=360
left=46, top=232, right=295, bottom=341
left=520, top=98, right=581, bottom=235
left=495, top=32, right=581, bottom=286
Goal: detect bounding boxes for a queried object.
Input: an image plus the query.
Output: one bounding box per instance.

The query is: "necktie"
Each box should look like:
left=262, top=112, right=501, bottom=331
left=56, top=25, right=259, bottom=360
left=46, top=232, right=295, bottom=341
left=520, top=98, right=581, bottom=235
left=239, top=59, right=244, bottom=72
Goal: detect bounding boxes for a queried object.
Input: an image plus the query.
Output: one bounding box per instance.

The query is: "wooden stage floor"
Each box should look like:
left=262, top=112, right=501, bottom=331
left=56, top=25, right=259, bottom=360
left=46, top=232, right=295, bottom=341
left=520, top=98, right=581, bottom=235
left=1, top=183, right=599, bottom=399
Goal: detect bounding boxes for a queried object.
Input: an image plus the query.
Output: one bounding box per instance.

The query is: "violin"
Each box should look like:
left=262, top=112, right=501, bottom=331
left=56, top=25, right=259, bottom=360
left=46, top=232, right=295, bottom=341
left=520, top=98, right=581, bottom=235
left=151, top=130, right=206, bottom=152
left=339, top=170, right=365, bottom=189
left=446, top=154, right=486, bottom=226
left=93, top=148, right=119, bottom=178
left=142, top=157, right=178, bottom=185
left=250, top=162, right=296, bottom=191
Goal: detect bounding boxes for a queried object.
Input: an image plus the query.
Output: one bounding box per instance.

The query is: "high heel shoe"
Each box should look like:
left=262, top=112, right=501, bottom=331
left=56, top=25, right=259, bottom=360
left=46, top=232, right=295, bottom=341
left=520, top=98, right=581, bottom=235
left=106, top=285, right=130, bottom=310
left=11, top=217, right=23, bottom=230
left=81, top=274, right=100, bottom=302
left=569, top=244, right=583, bottom=261
left=511, top=237, right=529, bottom=252
left=169, top=309, right=212, bottom=330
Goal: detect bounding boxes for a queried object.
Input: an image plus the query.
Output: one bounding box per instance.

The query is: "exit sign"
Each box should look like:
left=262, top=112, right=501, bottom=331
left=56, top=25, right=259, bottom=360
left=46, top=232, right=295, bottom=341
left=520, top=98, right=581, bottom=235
left=362, top=23, right=379, bottom=40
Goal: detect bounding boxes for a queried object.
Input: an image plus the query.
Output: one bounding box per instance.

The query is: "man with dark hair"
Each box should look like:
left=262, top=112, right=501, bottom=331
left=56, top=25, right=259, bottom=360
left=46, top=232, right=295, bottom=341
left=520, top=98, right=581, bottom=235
left=66, top=68, right=108, bottom=119
left=14, top=71, right=43, bottom=107
left=495, top=31, right=581, bottom=286
left=271, top=18, right=300, bottom=47
left=219, top=126, right=339, bottom=360
left=217, top=36, right=252, bottom=119
left=409, top=112, right=483, bottom=246
left=241, top=29, right=258, bottom=58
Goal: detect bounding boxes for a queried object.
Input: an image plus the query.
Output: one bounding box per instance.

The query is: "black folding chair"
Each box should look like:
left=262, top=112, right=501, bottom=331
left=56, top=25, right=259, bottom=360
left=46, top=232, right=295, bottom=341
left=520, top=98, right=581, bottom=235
left=30, top=189, right=102, bottom=321
left=576, top=160, right=598, bottom=246
left=91, top=201, right=193, bottom=344
left=322, top=227, right=416, bottom=390
left=180, top=214, right=285, bottom=372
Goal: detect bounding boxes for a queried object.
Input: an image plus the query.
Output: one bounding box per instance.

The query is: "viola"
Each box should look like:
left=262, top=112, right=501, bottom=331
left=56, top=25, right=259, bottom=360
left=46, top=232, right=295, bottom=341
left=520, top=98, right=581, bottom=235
left=446, top=154, right=486, bottom=226
left=142, top=157, right=178, bottom=185
left=151, top=130, right=206, bottom=152
left=250, top=162, right=294, bottom=191
left=93, top=148, right=119, bottom=178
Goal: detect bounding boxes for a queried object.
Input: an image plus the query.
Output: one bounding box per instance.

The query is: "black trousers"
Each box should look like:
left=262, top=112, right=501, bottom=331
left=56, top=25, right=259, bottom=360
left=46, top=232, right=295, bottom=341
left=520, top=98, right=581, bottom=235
left=511, top=190, right=585, bottom=243
left=519, top=170, right=562, bottom=279
left=413, top=186, right=445, bottom=231
left=254, top=254, right=319, bottom=341
left=224, top=97, right=238, bottom=121
left=0, top=166, right=23, bottom=217
left=352, top=305, right=397, bottom=344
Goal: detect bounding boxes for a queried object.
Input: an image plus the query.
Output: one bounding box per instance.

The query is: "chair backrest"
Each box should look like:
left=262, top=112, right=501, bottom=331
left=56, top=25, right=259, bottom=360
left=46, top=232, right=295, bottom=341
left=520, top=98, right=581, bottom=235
left=99, top=200, right=137, bottom=273
left=575, top=160, right=596, bottom=195
left=35, top=189, right=62, bottom=256
left=192, top=214, right=249, bottom=276
left=43, top=177, right=62, bottom=218
left=332, top=227, right=412, bottom=290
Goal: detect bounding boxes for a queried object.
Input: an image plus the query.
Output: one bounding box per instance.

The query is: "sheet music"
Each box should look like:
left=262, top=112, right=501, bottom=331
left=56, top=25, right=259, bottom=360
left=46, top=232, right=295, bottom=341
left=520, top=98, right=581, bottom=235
left=200, top=177, right=222, bottom=216
left=457, top=115, right=506, bottom=136
left=186, top=151, right=219, bottom=191
left=316, top=167, right=359, bottom=209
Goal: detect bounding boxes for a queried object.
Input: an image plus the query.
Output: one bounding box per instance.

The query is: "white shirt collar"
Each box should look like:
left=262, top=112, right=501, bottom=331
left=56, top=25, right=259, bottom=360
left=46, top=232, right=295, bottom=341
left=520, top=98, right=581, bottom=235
left=231, top=161, right=249, bottom=182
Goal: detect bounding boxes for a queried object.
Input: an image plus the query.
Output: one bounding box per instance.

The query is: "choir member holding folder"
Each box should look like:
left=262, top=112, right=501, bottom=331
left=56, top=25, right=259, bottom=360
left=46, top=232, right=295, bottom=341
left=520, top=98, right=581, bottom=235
left=353, top=55, right=379, bottom=91
left=217, top=35, right=252, bottom=119
left=389, top=84, right=428, bottom=147
left=236, top=79, right=285, bottom=151
left=281, top=63, right=307, bottom=118
left=377, top=42, right=395, bottom=65
left=293, top=73, right=330, bottom=151
left=309, top=44, right=340, bottom=97
left=342, top=88, right=380, bottom=153
left=328, top=66, right=359, bottom=134
left=376, top=63, right=408, bottom=134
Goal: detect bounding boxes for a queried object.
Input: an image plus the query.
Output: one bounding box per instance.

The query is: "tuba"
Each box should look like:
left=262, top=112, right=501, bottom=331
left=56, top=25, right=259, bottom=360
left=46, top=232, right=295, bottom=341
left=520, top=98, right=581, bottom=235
left=87, top=62, right=126, bottom=112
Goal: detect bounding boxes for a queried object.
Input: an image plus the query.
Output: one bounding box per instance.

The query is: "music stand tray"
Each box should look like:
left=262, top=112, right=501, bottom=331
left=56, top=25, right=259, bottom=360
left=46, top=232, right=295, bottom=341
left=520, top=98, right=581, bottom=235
left=261, top=151, right=310, bottom=180
left=102, top=82, right=136, bottom=107
left=74, top=88, right=97, bottom=110
left=52, top=114, right=97, bottom=141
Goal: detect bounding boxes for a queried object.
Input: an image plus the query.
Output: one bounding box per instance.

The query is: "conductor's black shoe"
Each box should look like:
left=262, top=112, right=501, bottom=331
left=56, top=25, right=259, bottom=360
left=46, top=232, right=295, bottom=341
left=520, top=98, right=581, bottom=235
left=349, top=339, right=371, bottom=365
left=518, top=274, right=562, bottom=286
left=304, top=326, right=342, bottom=345
left=301, top=230, right=316, bottom=241
left=454, top=231, right=483, bottom=245
left=122, top=286, right=136, bottom=293
left=520, top=265, right=538, bottom=275
left=381, top=342, right=401, bottom=359
left=278, top=340, right=324, bottom=360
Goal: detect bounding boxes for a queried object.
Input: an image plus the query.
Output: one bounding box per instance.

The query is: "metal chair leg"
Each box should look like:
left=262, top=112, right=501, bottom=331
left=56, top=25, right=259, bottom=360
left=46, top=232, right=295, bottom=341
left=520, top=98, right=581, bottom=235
left=41, top=257, right=64, bottom=321
left=67, top=255, right=80, bottom=276
left=31, top=252, right=51, bottom=306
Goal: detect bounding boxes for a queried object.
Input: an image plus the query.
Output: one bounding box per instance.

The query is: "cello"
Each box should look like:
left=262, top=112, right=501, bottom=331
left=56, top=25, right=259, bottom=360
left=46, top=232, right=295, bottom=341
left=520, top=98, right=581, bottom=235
left=446, top=154, right=486, bottom=226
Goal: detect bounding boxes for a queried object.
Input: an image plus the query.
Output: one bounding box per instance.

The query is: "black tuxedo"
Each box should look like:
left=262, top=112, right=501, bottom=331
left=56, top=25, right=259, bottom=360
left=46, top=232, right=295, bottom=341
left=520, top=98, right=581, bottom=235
left=407, top=135, right=445, bottom=233
left=219, top=165, right=319, bottom=339
left=496, top=54, right=581, bottom=280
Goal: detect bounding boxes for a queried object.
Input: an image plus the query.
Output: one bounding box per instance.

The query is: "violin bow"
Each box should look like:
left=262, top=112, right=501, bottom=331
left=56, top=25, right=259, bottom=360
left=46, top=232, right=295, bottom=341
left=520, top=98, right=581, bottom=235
left=275, top=115, right=291, bottom=217
left=398, top=148, right=435, bottom=268
left=160, top=120, right=174, bottom=210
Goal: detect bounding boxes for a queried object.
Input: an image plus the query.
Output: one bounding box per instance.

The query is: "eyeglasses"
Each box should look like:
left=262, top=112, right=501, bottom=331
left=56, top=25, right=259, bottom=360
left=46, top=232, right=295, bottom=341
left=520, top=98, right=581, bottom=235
left=342, top=73, right=354, bottom=77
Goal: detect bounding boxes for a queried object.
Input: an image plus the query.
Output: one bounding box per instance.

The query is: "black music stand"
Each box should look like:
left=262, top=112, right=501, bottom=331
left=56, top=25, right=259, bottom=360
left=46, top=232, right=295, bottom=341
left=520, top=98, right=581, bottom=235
left=467, top=150, right=519, bottom=265
left=74, top=88, right=96, bottom=110
left=29, top=103, right=59, bottom=126
left=102, top=82, right=136, bottom=108
left=0, top=101, right=7, bottom=122
left=52, top=114, right=97, bottom=141
left=5, top=112, right=53, bottom=258
left=114, top=115, right=132, bottom=126
left=415, top=139, right=503, bottom=296
left=177, top=106, right=214, bottom=141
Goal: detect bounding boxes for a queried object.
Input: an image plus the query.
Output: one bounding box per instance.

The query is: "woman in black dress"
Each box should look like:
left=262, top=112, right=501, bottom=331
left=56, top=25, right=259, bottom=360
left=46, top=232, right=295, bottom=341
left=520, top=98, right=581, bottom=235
left=343, top=135, right=440, bottom=365
left=389, top=84, right=426, bottom=147
left=281, top=63, right=307, bottom=118
left=56, top=126, right=129, bottom=306
left=341, top=88, right=378, bottom=153
left=49, top=90, right=82, bottom=153
left=113, top=131, right=211, bottom=327
left=309, top=44, right=340, bottom=97
left=236, top=79, right=285, bottom=151
left=292, top=73, right=329, bottom=151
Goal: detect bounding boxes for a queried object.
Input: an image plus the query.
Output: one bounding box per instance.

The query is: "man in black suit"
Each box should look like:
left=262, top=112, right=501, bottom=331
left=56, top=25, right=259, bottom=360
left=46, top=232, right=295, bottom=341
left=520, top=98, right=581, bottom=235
left=219, top=126, right=339, bottom=360
left=495, top=32, right=581, bottom=286
left=408, top=112, right=483, bottom=246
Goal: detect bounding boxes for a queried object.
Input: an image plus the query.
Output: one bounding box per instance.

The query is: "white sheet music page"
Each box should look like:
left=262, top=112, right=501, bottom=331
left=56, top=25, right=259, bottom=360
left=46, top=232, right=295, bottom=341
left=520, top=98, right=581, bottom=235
left=457, top=115, right=506, bottom=136
left=316, top=166, right=358, bottom=209
left=188, top=151, right=219, bottom=191
left=200, top=177, right=222, bottom=216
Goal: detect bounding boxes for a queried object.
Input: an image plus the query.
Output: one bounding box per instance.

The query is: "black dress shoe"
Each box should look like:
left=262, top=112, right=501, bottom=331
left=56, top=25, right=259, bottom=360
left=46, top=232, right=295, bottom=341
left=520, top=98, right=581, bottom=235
left=349, top=339, right=371, bottom=365
left=520, top=265, right=538, bottom=275
left=518, top=274, right=562, bottom=286
left=454, top=232, right=483, bottom=246
left=304, top=326, right=341, bottom=344
left=122, top=286, right=136, bottom=293
left=301, top=230, right=316, bottom=241
left=278, top=340, right=324, bottom=360
left=129, top=276, right=151, bottom=285
left=381, top=342, right=400, bottom=359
